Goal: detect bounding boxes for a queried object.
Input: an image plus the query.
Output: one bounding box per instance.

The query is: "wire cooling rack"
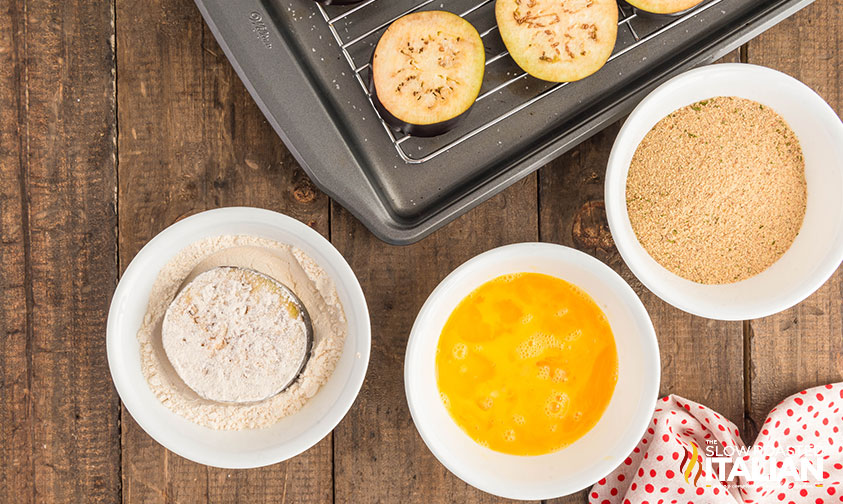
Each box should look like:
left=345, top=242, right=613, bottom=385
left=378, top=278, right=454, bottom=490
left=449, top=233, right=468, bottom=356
left=315, top=0, right=725, bottom=164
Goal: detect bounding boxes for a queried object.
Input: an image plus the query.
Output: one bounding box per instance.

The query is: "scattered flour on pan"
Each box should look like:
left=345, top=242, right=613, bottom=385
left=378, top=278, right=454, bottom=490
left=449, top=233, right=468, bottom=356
left=137, top=235, right=347, bottom=430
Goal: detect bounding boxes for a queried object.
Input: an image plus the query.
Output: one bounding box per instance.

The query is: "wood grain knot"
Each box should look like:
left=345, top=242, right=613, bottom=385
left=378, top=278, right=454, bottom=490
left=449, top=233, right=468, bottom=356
left=572, top=200, right=614, bottom=251
left=292, top=177, right=317, bottom=203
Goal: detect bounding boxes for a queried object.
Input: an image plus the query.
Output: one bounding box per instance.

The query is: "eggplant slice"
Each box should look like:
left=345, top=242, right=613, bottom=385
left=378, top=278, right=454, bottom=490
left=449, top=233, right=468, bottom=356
left=496, top=0, right=618, bottom=83
left=371, top=11, right=485, bottom=137
left=624, top=0, right=704, bottom=14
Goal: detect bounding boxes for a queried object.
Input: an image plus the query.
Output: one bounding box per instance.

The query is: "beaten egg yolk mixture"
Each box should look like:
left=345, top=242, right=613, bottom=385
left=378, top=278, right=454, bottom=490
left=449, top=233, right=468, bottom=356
left=435, top=273, right=618, bottom=456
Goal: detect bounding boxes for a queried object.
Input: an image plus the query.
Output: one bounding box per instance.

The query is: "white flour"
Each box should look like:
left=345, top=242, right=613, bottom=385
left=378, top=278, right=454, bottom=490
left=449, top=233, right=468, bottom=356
left=137, top=235, right=347, bottom=430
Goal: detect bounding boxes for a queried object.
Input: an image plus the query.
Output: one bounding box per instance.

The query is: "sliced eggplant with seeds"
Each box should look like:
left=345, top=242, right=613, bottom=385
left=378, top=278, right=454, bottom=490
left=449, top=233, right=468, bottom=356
left=624, top=0, right=704, bottom=15
left=496, top=0, right=618, bottom=83
left=370, top=11, right=485, bottom=137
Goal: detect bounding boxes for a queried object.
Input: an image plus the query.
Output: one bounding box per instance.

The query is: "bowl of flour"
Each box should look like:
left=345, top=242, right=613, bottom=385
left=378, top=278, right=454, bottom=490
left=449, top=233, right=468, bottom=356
left=107, top=207, right=370, bottom=468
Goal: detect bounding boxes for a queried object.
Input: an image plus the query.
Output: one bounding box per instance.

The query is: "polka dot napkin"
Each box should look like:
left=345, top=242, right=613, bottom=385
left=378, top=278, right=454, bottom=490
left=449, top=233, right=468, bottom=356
left=590, top=383, right=843, bottom=503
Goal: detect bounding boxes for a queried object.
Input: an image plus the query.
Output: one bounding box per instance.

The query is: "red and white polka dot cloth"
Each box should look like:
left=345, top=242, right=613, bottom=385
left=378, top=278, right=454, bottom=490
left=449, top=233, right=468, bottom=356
left=590, top=383, right=843, bottom=503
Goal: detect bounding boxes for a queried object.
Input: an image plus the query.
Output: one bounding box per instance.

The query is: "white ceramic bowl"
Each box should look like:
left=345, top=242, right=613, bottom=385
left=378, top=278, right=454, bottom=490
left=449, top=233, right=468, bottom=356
left=107, top=207, right=370, bottom=468
left=404, top=243, right=660, bottom=500
left=606, top=63, right=843, bottom=320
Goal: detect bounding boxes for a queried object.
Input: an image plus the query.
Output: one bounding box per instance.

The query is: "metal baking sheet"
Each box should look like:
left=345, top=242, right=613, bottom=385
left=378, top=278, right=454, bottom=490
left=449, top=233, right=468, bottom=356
left=195, top=0, right=814, bottom=244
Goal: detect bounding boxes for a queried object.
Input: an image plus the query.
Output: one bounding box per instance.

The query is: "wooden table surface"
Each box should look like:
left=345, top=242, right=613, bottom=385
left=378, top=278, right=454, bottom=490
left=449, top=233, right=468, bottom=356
left=1, top=0, right=841, bottom=502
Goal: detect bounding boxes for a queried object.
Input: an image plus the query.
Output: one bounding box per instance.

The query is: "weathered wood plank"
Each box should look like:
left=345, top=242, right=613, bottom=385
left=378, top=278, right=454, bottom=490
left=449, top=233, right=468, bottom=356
left=746, top=1, right=843, bottom=432
left=117, top=0, right=332, bottom=501
left=0, top=0, right=33, bottom=501
left=331, top=176, right=540, bottom=504
left=539, top=54, right=745, bottom=503
left=0, top=0, right=121, bottom=502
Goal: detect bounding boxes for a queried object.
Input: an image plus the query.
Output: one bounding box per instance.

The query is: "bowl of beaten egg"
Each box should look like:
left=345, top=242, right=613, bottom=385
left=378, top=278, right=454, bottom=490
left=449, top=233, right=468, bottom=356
left=404, top=243, right=659, bottom=500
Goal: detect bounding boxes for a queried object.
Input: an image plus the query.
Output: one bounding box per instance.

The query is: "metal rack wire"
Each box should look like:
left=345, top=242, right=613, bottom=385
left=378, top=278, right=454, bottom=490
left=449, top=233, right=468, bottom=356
left=315, top=0, right=724, bottom=164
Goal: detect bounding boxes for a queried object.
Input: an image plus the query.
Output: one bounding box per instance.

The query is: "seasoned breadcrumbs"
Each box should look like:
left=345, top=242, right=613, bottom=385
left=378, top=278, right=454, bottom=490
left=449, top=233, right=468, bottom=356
left=626, top=96, right=807, bottom=284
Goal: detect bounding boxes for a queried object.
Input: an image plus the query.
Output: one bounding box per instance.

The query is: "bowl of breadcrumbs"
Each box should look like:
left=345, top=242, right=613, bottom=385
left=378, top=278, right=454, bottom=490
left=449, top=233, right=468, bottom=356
left=606, top=64, right=843, bottom=320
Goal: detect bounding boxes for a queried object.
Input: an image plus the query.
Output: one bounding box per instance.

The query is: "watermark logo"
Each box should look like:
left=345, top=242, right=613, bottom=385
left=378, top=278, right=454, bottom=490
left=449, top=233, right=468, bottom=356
left=679, top=442, right=703, bottom=485
left=677, top=439, right=825, bottom=487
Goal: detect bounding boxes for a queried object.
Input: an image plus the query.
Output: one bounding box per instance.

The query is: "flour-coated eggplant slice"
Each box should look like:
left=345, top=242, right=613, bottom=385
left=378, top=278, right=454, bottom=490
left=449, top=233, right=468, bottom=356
left=370, top=11, right=485, bottom=137
left=624, top=0, right=704, bottom=14
left=496, top=0, right=618, bottom=83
